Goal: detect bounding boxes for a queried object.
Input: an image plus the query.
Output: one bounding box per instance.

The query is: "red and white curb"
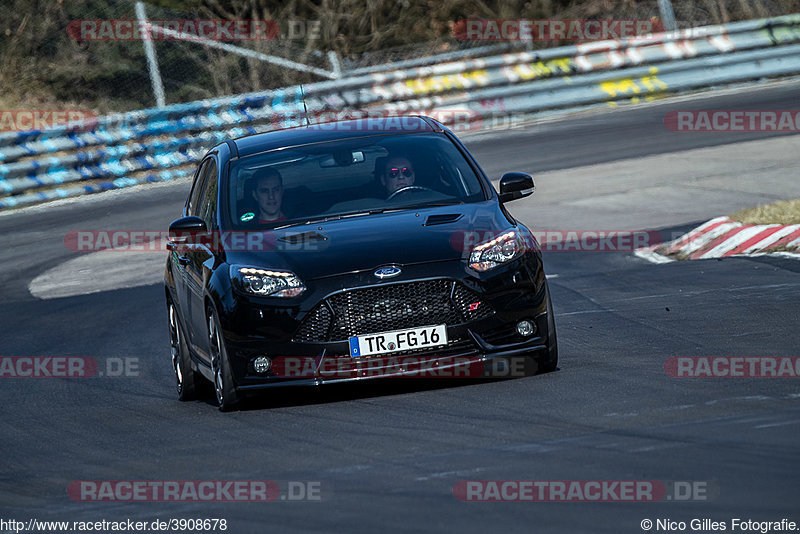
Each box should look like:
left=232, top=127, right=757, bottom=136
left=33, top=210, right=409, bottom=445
left=635, top=216, right=800, bottom=263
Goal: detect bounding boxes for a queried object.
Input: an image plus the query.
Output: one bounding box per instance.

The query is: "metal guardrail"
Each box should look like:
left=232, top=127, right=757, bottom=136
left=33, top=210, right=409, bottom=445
left=1, top=14, right=799, bottom=209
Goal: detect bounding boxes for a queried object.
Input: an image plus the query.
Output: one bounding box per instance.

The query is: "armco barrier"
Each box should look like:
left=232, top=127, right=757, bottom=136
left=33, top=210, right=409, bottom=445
left=1, top=14, right=799, bottom=209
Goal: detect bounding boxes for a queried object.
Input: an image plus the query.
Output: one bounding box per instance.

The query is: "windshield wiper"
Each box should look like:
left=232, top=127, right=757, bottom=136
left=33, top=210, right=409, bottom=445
left=273, top=214, right=343, bottom=228
left=276, top=202, right=464, bottom=228
left=357, top=203, right=456, bottom=215
left=401, top=201, right=464, bottom=210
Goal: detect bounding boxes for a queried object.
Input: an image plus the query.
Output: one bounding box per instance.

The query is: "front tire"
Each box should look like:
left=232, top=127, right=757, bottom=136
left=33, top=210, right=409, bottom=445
left=207, top=306, right=241, bottom=412
left=169, top=301, right=199, bottom=401
left=538, top=280, right=559, bottom=373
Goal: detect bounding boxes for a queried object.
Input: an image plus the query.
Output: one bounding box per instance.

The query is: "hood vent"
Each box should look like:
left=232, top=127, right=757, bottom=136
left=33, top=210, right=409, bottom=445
left=423, top=213, right=463, bottom=226
left=277, top=231, right=328, bottom=244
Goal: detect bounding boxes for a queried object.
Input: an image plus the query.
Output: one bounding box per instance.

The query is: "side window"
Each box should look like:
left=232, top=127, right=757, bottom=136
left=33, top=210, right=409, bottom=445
left=187, top=159, right=211, bottom=216
left=198, top=160, right=219, bottom=230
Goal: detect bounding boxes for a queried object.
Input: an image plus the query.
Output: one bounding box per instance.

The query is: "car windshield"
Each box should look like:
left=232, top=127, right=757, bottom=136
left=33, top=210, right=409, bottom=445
left=225, top=133, right=486, bottom=229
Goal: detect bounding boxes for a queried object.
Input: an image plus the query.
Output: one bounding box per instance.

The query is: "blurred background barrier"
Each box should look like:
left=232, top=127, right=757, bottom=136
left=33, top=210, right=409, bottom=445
left=1, top=11, right=799, bottom=209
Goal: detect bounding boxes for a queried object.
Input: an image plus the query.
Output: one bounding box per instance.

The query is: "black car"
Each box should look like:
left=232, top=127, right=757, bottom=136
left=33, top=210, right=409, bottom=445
left=165, top=116, right=557, bottom=410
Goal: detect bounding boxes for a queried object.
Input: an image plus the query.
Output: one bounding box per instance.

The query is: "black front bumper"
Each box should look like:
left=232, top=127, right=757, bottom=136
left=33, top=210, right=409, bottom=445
left=215, top=254, right=552, bottom=389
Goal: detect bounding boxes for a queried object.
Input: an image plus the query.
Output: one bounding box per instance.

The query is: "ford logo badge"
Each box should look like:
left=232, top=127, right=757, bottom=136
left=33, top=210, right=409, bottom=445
left=374, top=266, right=402, bottom=279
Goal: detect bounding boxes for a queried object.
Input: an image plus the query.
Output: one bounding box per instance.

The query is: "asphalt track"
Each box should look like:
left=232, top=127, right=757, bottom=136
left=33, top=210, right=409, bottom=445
left=1, top=82, right=799, bottom=533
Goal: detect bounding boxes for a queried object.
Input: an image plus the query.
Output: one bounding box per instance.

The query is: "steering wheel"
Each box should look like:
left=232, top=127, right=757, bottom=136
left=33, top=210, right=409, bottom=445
left=387, top=185, right=434, bottom=201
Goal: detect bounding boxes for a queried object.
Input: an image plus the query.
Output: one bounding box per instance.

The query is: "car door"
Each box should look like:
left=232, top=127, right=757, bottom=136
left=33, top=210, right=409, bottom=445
left=185, top=157, right=220, bottom=364
left=170, top=158, right=211, bottom=320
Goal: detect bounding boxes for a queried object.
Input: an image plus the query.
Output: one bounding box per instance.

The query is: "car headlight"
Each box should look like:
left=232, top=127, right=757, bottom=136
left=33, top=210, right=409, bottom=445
left=230, top=265, right=306, bottom=297
left=468, top=230, right=527, bottom=272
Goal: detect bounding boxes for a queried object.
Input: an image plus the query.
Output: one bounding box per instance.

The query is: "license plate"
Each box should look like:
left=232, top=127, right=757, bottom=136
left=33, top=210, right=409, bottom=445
left=349, top=325, right=448, bottom=358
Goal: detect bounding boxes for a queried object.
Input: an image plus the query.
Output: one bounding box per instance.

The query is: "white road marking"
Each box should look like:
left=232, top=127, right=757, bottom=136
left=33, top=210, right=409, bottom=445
left=414, top=467, right=488, bottom=482
left=634, top=248, right=674, bottom=264
left=28, top=249, right=165, bottom=299
left=557, top=309, right=616, bottom=316
left=754, top=419, right=800, bottom=429
left=630, top=443, right=683, bottom=453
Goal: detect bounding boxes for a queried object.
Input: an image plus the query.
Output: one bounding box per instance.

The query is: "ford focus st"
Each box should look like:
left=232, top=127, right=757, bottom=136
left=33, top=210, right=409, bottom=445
left=164, top=116, right=557, bottom=410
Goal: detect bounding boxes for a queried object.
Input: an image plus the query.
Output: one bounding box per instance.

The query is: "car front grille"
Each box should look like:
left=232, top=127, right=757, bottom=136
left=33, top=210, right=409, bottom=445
left=294, top=279, right=494, bottom=342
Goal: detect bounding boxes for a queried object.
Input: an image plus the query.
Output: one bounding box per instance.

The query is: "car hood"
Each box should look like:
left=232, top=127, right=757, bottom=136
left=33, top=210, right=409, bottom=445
left=224, top=201, right=513, bottom=280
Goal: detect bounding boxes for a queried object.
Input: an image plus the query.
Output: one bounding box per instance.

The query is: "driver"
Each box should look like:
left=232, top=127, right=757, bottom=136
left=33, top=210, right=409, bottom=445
left=251, top=167, right=286, bottom=223
left=380, top=156, right=416, bottom=197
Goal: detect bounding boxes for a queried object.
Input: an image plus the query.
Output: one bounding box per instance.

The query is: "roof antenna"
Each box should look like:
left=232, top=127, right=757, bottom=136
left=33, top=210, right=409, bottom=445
left=300, top=84, right=310, bottom=126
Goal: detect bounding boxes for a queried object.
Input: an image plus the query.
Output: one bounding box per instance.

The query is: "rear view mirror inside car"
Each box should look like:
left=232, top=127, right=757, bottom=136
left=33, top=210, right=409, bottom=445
left=319, top=150, right=365, bottom=167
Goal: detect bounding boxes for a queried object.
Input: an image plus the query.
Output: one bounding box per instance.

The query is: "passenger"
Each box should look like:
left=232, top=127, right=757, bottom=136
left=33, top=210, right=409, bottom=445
left=251, top=168, right=286, bottom=223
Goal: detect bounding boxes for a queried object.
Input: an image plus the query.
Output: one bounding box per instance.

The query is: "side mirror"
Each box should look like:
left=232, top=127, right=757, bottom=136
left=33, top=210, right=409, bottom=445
left=498, top=172, right=535, bottom=203
left=168, top=216, right=207, bottom=244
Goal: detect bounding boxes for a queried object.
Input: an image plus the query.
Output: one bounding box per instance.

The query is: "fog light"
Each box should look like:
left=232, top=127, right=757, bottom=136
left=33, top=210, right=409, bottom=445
left=253, top=356, right=272, bottom=373
left=516, top=320, right=535, bottom=337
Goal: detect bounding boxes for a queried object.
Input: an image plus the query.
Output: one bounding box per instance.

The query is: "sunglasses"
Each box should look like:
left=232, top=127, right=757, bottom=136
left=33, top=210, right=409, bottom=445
left=388, top=167, right=414, bottom=179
